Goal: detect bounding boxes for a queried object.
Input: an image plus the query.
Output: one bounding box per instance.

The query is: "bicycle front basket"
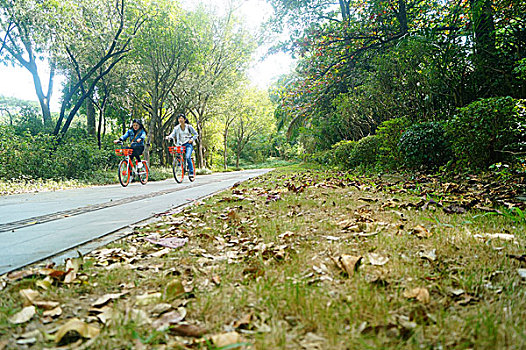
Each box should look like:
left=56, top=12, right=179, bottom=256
left=115, top=149, right=133, bottom=156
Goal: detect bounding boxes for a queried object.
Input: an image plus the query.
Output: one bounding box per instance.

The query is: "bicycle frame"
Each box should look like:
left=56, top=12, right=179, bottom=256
left=169, top=145, right=195, bottom=183
left=115, top=145, right=149, bottom=187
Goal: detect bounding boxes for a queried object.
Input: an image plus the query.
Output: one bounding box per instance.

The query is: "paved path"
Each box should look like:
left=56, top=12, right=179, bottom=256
left=0, top=169, right=271, bottom=275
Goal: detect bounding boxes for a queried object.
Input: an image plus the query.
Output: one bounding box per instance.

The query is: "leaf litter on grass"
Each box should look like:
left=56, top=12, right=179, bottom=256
left=0, top=167, right=525, bottom=349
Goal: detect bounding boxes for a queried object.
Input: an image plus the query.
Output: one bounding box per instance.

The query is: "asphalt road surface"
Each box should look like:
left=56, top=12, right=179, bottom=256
left=0, top=169, right=271, bottom=275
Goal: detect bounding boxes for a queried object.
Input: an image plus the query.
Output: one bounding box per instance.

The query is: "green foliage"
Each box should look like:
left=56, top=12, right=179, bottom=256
left=0, top=125, right=116, bottom=180
left=348, top=135, right=381, bottom=169
left=331, top=140, right=356, bottom=168
left=376, top=117, right=411, bottom=169
left=399, top=121, right=452, bottom=170
left=447, top=97, right=526, bottom=170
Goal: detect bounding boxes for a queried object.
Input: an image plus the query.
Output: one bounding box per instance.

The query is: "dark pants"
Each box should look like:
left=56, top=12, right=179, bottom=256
left=127, top=144, right=144, bottom=164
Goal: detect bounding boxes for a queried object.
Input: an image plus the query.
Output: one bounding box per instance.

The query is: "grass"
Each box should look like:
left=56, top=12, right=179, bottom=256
left=0, top=165, right=525, bottom=349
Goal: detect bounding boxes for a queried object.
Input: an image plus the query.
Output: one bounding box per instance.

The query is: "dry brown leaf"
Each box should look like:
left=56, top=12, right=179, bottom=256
left=232, top=313, right=253, bottom=329
left=211, top=331, right=242, bottom=348
left=19, top=289, right=40, bottom=306
left=211, top=275, right=221, bottom=285
left=152, top=308, right=187, bottom=331
left=33, top=300, right=60, bottom=310
left=64, top=258, right=82, bottom=284
left=135, top=292, right=162, bottom=306
left=403, top=287, right=430, bottom=304
left=54, top=318, right=100, bottom=344
left=339, top=255, right=363, bottom=277
left=43, top=306, right=62, bottom=318
left=6, top=269, right=37, bottom=281
left=169, top=323, right=206, bottom=337
left=411, top=225, right=432, bottom=238
left=368, top=253, right=389, bottom=266
left=8, top=306, right=36, bottom=324
left=92, top=292, right=127, bottom=308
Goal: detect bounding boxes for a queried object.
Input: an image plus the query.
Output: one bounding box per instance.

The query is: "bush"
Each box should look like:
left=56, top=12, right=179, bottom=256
left=376, top=117, right=411, bottom=169
left=331, top=140, right=356, bottom=168
left=0, top=125, right=117, bottom=180
left=305, top=149, right=333, bottom=166
left=447, top=97, right=526, bottom=169
left=399, top=121, right=452, bottom=169
left=348, top=135, right=381, bottom=168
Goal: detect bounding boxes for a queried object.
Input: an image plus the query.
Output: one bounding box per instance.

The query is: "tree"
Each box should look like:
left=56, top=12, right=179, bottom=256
left=130, top=2, right=196, bottom=165
left=183, top=5, right=256, bottom=168
left=230, top=86, right=275, bottom=168
left=52, top=0, right=146, bottom=138
left=0, top=0, right=59, bottom=124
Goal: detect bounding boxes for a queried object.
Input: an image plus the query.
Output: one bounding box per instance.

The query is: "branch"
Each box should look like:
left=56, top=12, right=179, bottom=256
left=0, top=22, right=14, bottom=55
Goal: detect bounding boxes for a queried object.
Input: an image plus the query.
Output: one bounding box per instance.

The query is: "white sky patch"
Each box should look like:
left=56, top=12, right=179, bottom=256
left=0, top=0, right=294, bottom=105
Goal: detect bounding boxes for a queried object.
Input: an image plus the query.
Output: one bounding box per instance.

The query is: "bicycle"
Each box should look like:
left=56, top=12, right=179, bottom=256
left=115, top=142, right=149, bottom=187
left=169, top=145, right=196, bottom=183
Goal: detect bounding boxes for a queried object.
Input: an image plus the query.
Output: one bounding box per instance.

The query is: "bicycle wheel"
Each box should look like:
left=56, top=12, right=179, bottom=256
left=188, top=156, right=196, bottom=182
left=138, top=162, right=149, bottom=185
left=173, top=156, right=184, bottom=183
left=118, top=160, right=131, bottom=187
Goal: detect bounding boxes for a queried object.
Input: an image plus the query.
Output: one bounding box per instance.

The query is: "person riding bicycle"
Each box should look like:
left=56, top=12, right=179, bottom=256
left=165, top=113, right=198, bottom=179
left=114, top=119, right=147, bottom=169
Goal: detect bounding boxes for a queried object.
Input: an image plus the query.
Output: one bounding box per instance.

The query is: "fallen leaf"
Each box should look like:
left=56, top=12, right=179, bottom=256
left=19, top=289, right=40, bottom=306
left=419, top=249, right=437, bottom=262
left=7, top=270, right=37, bottom=281
left=33, top=300, right=60, bottom=310
left=484, top=233, right=515, bottom=241
left=211, top=275, right=221, bottom=285
left=8, top=306, right=36, bottom=324
left=43, top=306, right=62, bottom=318
left=54, top=318, right=100, bottom=345
left=403, top=287, right=430, bottom=304
left=169, top=323, right=206, bottom=337
left=164, top=279, right=185, bottom=301
left=211, top=331, right=242, bottom=348
left=338, top=255, right=363, bottom=277
left=232, top=313, right=253, bottom=329
left=35, top=277, right=53, bottom=290
left=368, top=253, right=389, bottom=266
left=153, top=308, right=187, bottom=331
left=92, top=292, right=127, bottom=308
left=145, top=236, right=188, bottom=249
left=135, top=292, right=162, bottom=306
left=411, top=225, right=432, bottom=238
left=64, top=258, right=82, bottom=284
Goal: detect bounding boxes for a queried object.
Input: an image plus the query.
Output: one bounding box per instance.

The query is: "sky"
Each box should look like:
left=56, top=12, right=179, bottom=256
left=0, top=0, right=294, bottom=111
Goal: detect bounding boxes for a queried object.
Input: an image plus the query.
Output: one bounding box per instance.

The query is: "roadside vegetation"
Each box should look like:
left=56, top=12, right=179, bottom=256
left=1, top=166, right=525, bottom=349
left=1, top=0, right=526, bottom=348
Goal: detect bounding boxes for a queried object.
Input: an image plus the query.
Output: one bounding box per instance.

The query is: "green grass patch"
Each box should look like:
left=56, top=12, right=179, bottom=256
left=1, top=165, right=525, bottom=349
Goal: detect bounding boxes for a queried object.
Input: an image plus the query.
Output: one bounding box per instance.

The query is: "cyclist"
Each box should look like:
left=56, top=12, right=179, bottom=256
left=165, top=113, right=198, bottom=179
left=114, top=119, right=147, bottom=169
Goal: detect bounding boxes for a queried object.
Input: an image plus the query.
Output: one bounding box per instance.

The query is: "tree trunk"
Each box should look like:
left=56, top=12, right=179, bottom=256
left=27, top=62, right=52, bottom=125
left=469, top=0, right=497, bottom=96
left=87, top=97, right=96, bottom=136
left=223, top=128, right=229, bottom=170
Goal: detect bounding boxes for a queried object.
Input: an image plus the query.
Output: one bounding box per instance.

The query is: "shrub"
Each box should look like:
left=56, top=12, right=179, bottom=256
left=376, top=117, right=411, bottom=169
left=399, top=121, right=452, bottom=169
left=305, top=149, right=333, bottom=166
left=348, top=135, right=381, bottom=168
left=331, top=140, right=356, bottom=168
left=446, top=97, right=526, bottom=169
left=0, top=125, right=117, bottom=180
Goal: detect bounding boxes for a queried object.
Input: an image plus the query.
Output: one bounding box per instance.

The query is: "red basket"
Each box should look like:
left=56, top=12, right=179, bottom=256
left=115, top=148, right=133, bottom=156
left=169, top=146, right=185, bottom=155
